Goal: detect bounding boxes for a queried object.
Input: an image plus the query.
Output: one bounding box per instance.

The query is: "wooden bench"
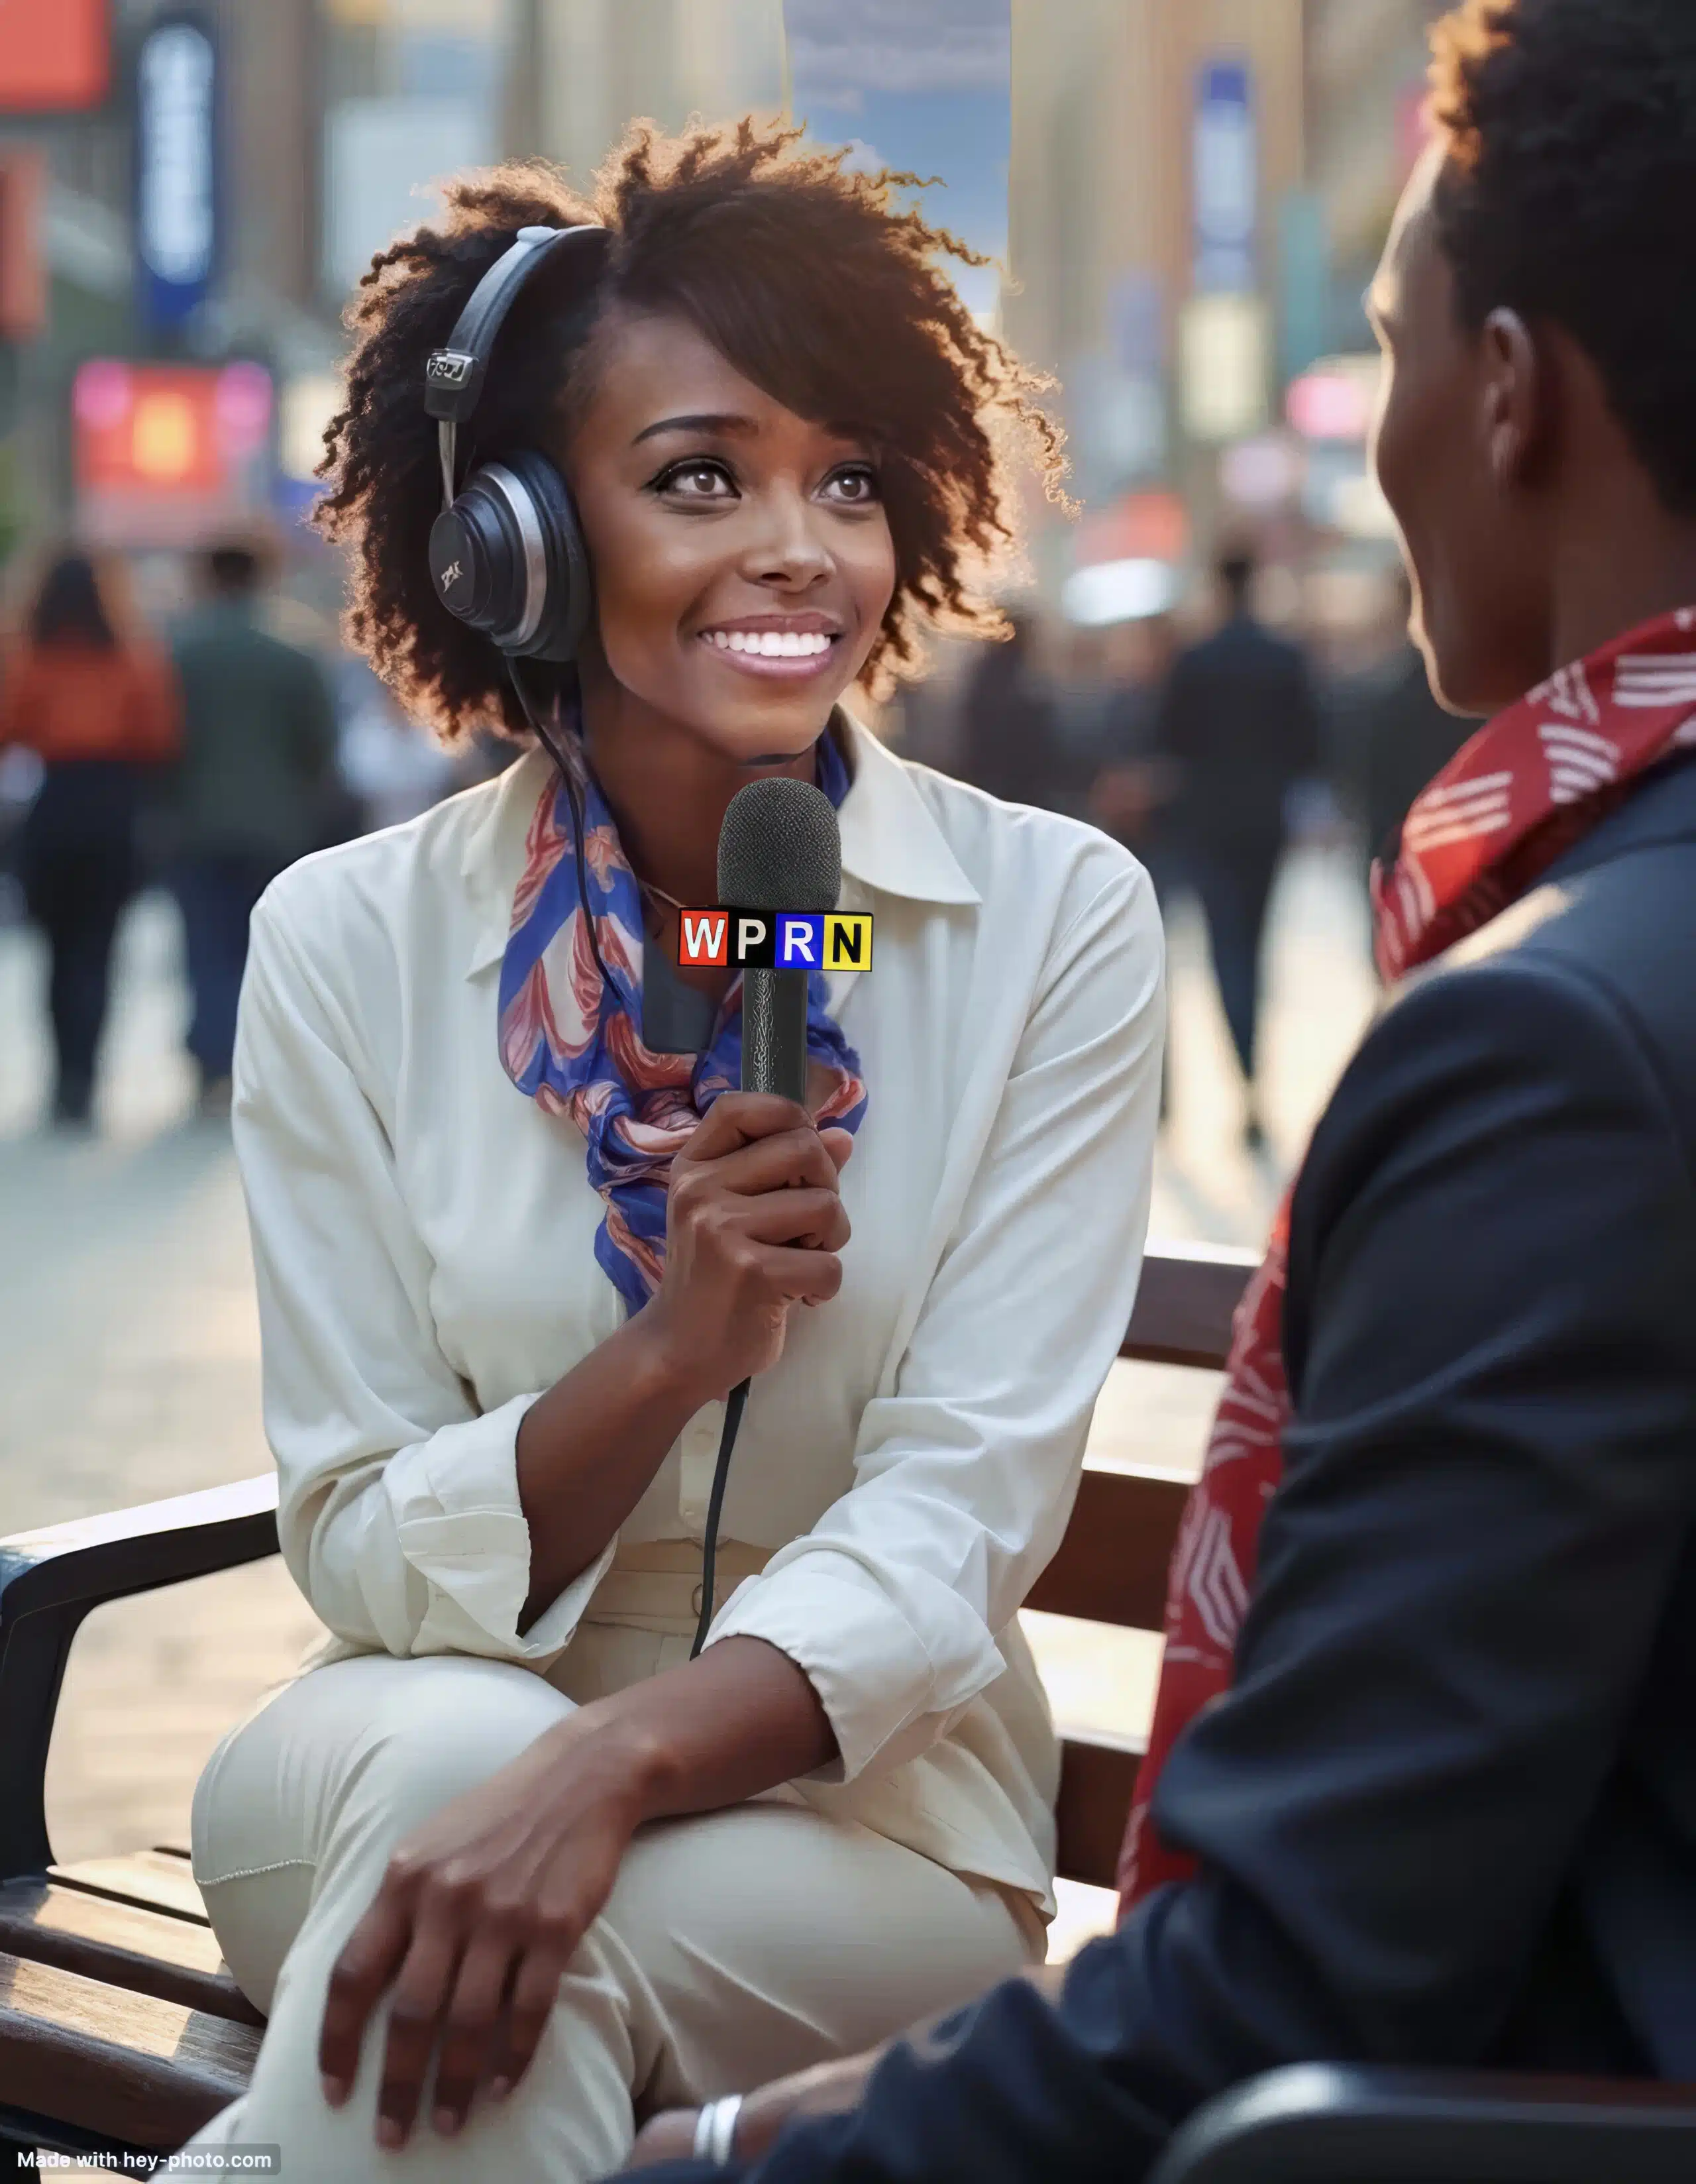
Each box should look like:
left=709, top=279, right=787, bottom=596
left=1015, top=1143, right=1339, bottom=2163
left=0, top=1241, right=1250, bottom=2162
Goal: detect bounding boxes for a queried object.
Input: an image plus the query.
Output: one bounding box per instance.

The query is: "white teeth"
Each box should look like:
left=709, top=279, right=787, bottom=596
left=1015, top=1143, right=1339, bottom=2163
left=704, top=629, right=833, bottom=658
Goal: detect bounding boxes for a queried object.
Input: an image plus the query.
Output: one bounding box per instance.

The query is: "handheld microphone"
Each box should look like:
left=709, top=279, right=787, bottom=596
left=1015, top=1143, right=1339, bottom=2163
left=690, top=771, right=843, bottom=1656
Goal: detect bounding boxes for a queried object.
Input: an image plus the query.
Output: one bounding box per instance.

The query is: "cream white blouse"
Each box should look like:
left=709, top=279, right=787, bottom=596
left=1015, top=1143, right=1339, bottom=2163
left=231, top=712, right=1165, bottom=1920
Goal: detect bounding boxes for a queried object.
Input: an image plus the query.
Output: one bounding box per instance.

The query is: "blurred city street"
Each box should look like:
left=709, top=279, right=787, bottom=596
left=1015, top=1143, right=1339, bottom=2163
left=0, top=836, right=1377, bottom=1881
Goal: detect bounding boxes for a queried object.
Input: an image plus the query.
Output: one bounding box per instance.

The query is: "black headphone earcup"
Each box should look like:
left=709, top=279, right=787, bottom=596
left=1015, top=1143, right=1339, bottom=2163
left=427, top=451, right=592, bottom=664
left=502, top=449, right=592, bottom=665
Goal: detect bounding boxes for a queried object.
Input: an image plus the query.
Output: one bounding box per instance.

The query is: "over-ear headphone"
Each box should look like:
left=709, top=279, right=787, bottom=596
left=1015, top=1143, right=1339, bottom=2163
left=424, top=223, right=610, bottom=663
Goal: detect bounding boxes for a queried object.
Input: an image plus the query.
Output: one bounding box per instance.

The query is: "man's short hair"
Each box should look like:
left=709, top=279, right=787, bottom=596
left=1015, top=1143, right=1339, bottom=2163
left=1216, top=549, right=1255, bottom=604
left=1429, top=0, right=1696, bottom=512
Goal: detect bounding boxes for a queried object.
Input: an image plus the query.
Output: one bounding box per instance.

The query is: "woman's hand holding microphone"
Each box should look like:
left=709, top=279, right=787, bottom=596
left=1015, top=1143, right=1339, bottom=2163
left=318, top=1092, right=850, bottom=2152
left=643, top=1089, right=855, bottom=1397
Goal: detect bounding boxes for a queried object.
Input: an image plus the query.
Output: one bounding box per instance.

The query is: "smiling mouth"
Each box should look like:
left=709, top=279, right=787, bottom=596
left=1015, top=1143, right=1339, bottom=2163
left=696, top=626, right=843, bottom=679
left=702, top=628, right=837, bottom=659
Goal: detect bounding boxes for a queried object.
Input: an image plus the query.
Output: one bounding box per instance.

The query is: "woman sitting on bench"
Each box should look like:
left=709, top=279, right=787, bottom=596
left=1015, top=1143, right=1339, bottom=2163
left=178, top=119, right=1164, bottom=2182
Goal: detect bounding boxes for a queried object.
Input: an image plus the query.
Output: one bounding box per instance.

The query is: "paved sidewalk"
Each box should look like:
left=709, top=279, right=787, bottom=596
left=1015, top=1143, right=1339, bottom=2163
left=0, top=849, right=1375, bottom=1896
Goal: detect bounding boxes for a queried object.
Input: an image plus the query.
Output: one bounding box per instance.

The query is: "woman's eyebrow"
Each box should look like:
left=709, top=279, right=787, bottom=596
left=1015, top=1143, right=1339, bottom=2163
left=631, top=411, right=759, bottom=446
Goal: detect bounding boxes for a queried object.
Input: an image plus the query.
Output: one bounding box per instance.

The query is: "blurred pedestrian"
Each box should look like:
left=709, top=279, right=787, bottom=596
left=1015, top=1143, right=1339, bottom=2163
left=953, top=607, right=1065, bottom=808
left=333, top=657, right=459, bottom=834
left=1088, top=613, right=1183, bottom=1122
left=168, top=539, right=339, bottom=1115
left=0, top=549, right=180, bottom=1126
left=1153, top=548, right=1322, bottom=1149
left=1335, top=568, right=1479, bottom=893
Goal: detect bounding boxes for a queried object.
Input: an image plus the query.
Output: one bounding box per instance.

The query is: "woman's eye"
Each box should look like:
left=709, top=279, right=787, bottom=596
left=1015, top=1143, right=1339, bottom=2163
left=655, top=460, right=737, bottom=500
left=823, top=466, right=880, bottom=506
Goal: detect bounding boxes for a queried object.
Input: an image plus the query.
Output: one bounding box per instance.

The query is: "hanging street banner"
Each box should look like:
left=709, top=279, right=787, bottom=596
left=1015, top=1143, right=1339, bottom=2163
left=134, top=9, right=220, bottom=332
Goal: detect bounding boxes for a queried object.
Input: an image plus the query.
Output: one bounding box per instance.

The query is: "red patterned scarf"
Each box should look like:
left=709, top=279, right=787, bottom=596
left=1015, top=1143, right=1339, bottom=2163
left=1118, top=606, right=1696, bottom=1914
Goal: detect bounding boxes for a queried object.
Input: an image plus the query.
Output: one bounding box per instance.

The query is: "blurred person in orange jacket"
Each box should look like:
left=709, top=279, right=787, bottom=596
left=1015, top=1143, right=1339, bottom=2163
left=0, top=549, right=181, bottom=1126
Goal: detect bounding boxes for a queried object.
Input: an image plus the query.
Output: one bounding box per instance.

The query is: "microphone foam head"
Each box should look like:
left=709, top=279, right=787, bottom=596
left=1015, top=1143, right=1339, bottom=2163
left=717, top=773, right=841, bottom=913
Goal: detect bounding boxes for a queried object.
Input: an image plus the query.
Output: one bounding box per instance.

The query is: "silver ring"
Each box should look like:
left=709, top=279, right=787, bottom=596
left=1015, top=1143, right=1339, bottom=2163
left=692, top=2093, right=744, bottom=2166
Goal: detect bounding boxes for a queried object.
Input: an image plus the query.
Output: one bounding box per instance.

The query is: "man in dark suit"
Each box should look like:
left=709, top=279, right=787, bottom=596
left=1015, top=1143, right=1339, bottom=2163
left=623, top=1, right=1696, bottom=2175
left=1152, top=548, right=1321, bottom=1149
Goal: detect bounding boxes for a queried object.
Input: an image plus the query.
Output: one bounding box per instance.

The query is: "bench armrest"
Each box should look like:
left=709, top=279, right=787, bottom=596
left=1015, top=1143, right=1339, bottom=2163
left=1147, top=2063, right=1696, bottom=2183
left=0, top=1477, right=280, bottom=1882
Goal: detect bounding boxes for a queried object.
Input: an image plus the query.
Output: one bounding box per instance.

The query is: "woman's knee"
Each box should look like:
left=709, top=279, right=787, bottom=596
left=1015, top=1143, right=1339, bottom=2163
left=335, top=1655, right=575, bottom=1837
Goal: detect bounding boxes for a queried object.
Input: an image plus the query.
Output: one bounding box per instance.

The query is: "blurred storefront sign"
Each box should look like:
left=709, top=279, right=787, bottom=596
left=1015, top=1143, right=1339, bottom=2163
left=1072, top=490, right=1188, bottom=572
left=1179, top=292, right=1268, bottom=444
left=0, top=0, right=111, bottom=113
left=276, top=372, right=343, bottom=524
left=72, top=358, right=272, bottom=547
left=1192, top=58, right=1256, bottom=296
left=1065, top=351, right=1165, bottom=496
left=1220, top=431, right=1302, bottom=513
left=1285, top=352, right=1382, bottom=442
left=0, top=148, right=47, bottom=341
left=1302, top=442, right=1397, bottom=541
left=1061, top=557, right=1179, bottom=629
left=134, top=11, right=219, bottom=331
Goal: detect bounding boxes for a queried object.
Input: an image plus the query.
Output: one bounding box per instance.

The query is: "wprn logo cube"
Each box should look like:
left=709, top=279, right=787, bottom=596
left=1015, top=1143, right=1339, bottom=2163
left=677, top=910, right=873, bottom=972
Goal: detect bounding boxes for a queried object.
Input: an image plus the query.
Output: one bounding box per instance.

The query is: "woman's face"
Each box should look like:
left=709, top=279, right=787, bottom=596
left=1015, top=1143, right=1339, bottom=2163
left=1367, top=147, right=1552, bottom=715
left=561, top=309, right=898, bottom=762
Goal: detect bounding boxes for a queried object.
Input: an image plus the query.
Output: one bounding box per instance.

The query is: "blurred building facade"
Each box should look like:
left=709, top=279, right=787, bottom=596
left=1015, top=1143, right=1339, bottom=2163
left=510, top=0, right=785, bottom=184
left=0, top=0, right=1451, bottom=640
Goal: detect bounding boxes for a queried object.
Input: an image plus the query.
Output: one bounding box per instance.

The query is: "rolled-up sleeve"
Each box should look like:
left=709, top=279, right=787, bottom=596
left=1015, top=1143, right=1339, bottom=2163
left=708, top=863, right=1166, bottom=1782
left=232, top=891, right=613, bottom=1666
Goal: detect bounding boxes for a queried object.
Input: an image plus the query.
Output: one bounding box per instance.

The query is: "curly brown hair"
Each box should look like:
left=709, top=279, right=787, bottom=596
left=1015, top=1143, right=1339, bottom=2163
left=314, top=117, right=1067, bottom=743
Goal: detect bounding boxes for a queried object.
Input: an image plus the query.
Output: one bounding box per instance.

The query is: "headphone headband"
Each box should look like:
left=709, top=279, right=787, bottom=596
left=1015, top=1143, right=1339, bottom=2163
left=424, top=222, right=605, bottom=669
left=424, top=223, right=610, bottom=428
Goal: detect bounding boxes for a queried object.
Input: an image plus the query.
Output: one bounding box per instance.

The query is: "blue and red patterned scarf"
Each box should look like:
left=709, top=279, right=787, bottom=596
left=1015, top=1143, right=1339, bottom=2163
left=497, top=700, right=869, bottom=1317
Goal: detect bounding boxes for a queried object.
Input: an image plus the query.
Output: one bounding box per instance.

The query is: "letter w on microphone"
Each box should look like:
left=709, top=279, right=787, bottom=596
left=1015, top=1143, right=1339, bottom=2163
left=678, top=910, right=873, bottom=971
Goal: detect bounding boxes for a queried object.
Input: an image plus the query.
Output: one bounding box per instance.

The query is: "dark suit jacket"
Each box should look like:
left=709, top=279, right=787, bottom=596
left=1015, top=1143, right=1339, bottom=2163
left=1153, top=611, right=1322, bottom=849
left=704, top=751, right=1696, bottom=2184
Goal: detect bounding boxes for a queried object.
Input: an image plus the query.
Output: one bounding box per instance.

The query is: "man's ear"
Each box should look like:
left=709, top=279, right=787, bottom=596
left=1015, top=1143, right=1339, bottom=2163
left=1480, top=306, right=1550, bottom=496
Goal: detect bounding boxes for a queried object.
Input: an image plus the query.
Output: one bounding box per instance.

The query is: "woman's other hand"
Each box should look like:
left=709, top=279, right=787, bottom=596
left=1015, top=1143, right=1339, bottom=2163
left=645, top=1090, right=853, bottom=1398
left=316, top=1712, right=659, bottom=2150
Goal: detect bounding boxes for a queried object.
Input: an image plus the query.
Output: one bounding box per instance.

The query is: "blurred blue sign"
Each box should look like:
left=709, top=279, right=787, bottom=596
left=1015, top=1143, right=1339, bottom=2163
left=1193, top=59, right=1255, bottom=295
left=134, top=10, right=218, bottom=330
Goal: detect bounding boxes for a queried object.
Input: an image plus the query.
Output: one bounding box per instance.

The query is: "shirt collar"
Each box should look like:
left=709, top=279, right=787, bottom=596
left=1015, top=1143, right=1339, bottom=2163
left=462, top=707, right=979, bottom=979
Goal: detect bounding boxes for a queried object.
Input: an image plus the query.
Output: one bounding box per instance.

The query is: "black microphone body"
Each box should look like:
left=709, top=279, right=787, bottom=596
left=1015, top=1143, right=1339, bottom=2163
left=689, top=767, right=845, bottom=1659
left=716, top=771, right=845, bottom=1103
left=740, top=969, right=810, bottom=1103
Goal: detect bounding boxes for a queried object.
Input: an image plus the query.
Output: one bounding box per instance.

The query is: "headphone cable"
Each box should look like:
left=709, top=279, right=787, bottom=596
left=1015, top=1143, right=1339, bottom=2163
left=504, top=656, right=747, bottom=1660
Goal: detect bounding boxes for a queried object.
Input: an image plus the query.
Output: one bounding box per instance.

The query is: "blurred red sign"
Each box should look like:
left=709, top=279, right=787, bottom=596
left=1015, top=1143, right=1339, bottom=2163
left=1073, top=492, right=1189, bottom=570
left=0, top=147, right=46, bottom=337
left=73, top=359, right=274, bottom=547
left=0, top=0, right=111, bottom=113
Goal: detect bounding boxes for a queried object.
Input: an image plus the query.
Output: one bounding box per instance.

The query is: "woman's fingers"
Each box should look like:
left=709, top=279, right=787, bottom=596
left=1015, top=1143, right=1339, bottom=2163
left=484, top=1936, right=573, bottom=2102
left=425, top=1928, right=521, bottom=2136
left=725, top=1186, right=851, bottom=1252
left=676, top=1120, right=841, bottom=1203
left=681, top=1090, right=812, bottom=1162
left=317, top=1883, right=413, bottom=2107
left=372, top=1911, right=466, bottom=2148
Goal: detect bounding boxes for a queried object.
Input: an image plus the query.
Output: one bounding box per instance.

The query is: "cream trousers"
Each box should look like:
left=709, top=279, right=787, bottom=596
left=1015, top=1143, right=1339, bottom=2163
left=178, top=1637, right=1039, bottom=2183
